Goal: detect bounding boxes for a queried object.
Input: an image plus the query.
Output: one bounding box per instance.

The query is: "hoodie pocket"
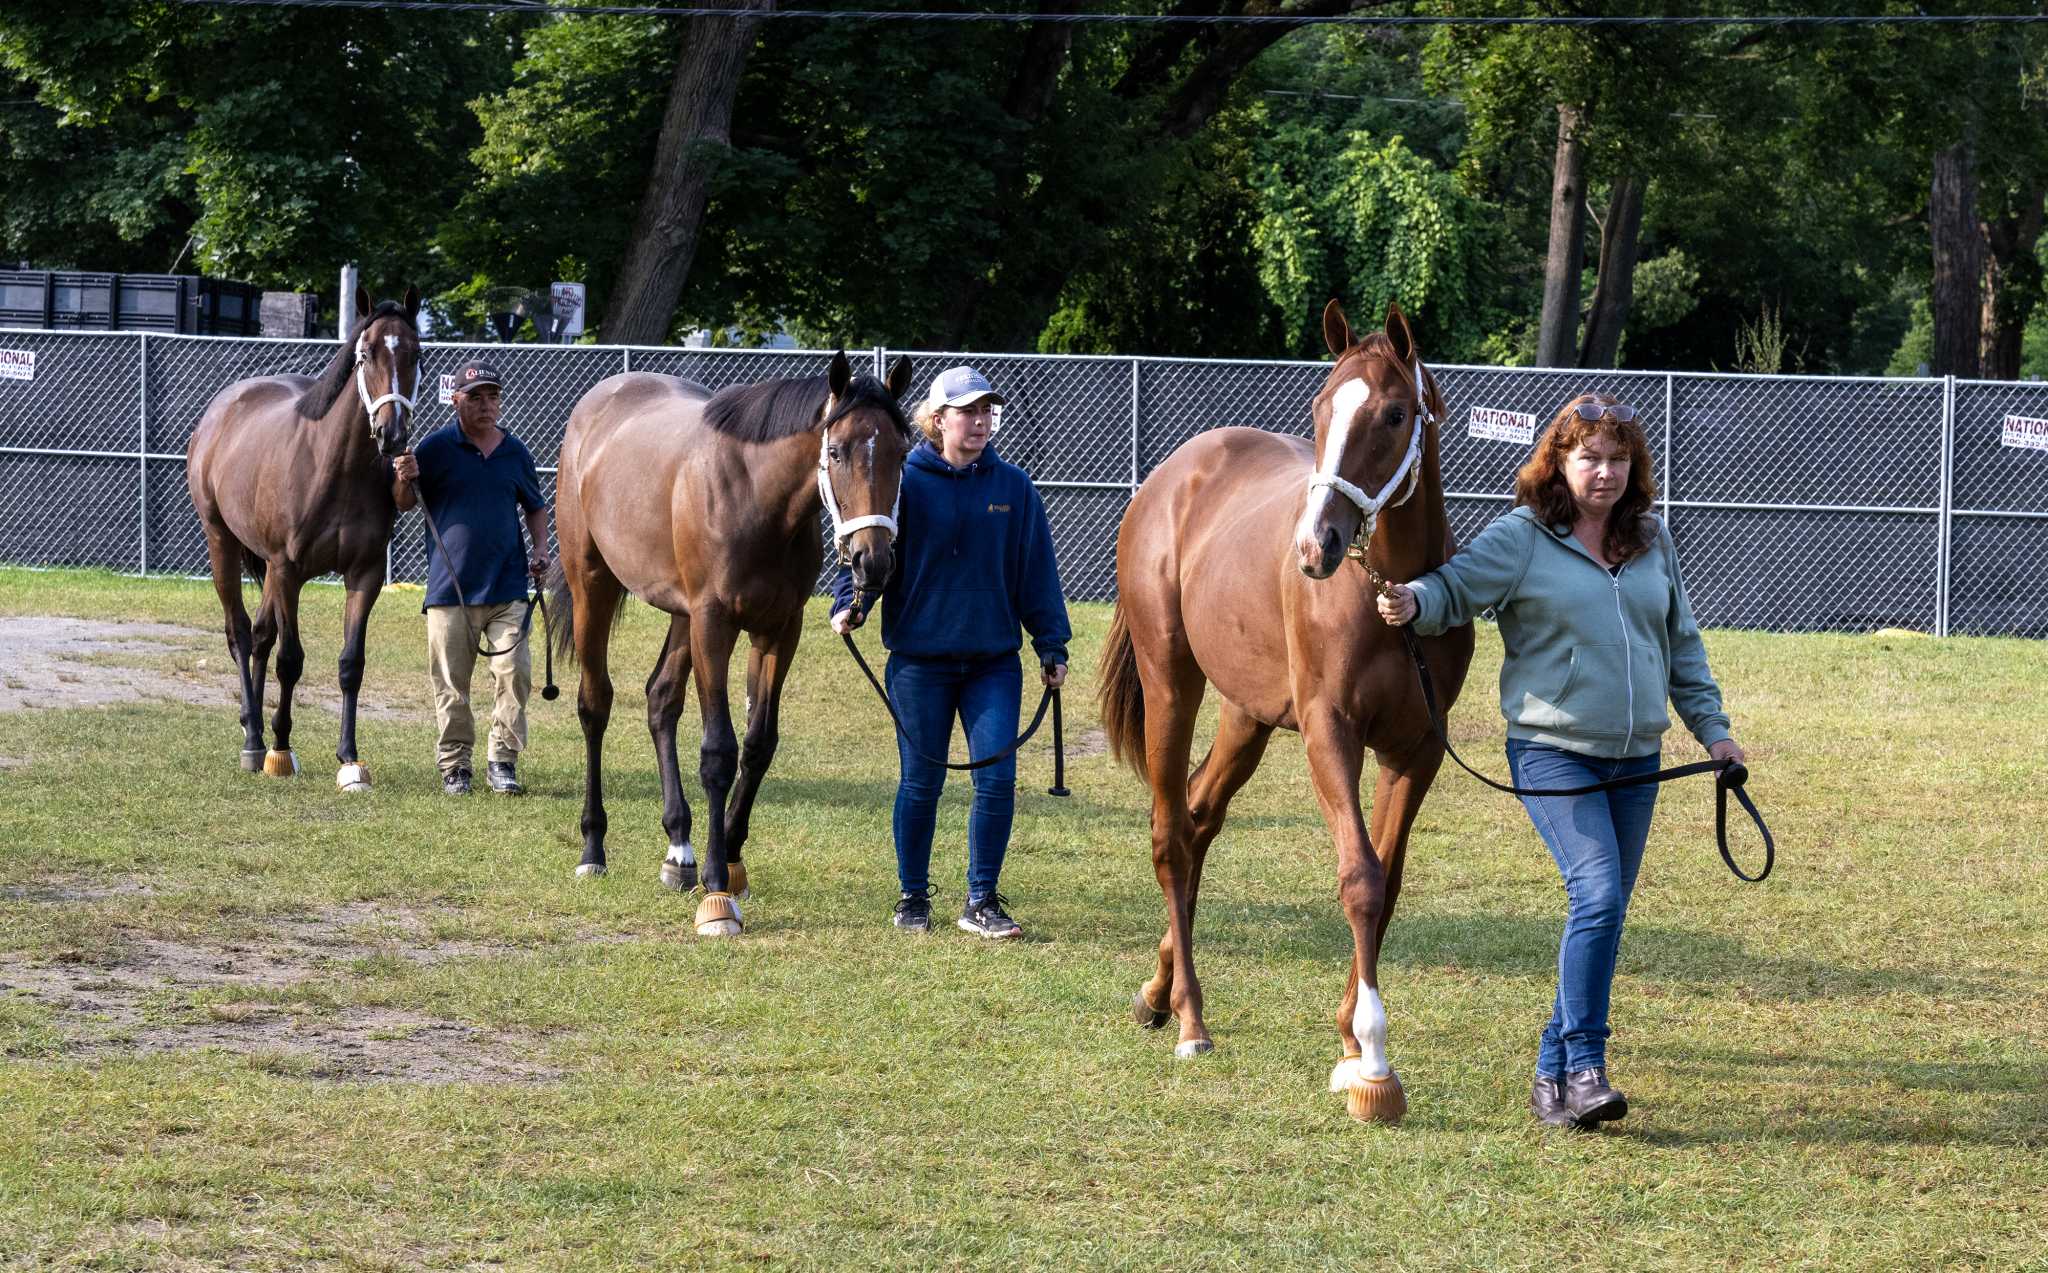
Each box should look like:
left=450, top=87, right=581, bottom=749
left=1551, top=642, right=1631, bottom=736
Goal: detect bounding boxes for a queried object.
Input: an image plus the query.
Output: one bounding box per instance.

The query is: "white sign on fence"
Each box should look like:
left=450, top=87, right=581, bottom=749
left=0, top=349, right=35, bottom=382
left=2001, top=413, right=2048, bottom=452
left=550, top=282, right=586, bottom=339
left=438, top=372, right=457, bottom=406
left=1468, top=404, right=1536, bottom=445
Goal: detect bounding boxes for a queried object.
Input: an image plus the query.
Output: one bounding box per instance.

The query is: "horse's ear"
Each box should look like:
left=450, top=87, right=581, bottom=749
left=885, top=355, right=913, bottom=399
left=354, top=286, right=372, bottom=331
left=828, top=350, right=851, bottom=398
left=403, top=285, right=421, bottom=323
left=1322, top=299, right=1353, bottom=357
left=1385, top=301, right=1416, bottom=365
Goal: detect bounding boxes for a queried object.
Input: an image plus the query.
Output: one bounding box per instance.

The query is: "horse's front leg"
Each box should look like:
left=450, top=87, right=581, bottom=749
left=333, top=569, right=383, bottom=791
left=689, top=608, right=745, bottom=937
left=250, top=567, right=298, bottom=777
left=719, top=613, right=802, bottom=900
left=1303, top=710, right=1405, bottom=1124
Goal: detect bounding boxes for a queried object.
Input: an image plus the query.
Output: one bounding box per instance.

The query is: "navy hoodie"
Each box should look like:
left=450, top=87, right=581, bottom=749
left=831, top=440, right=1070, bottom=665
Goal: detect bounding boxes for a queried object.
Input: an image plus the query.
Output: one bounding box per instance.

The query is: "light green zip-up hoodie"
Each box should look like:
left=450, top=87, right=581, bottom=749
left=1407, top=506, right=1731, bottom=759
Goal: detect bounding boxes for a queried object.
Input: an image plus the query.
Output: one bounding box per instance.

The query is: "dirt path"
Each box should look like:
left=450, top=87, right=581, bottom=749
left=0, top=616, right=410, bottom=719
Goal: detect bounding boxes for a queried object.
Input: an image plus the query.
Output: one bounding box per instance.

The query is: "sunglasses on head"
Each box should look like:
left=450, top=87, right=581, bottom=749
left=1571, top=400, right=1636, bottom=423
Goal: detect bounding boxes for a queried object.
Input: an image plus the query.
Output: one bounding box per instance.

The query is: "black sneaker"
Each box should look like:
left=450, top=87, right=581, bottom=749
left=892, top=889, right=932, bottom=932
left=486, top=760, right=523, bottom=796
left=442, top=766, right=472, bottom=796
left=958, top=892, right=1022, bottom=940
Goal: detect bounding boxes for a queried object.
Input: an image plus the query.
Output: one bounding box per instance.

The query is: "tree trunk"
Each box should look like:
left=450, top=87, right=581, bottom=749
left=1928, top=134, right=1984, bottom=378
left=1536, top=104, right=1589, bottom=368
left=938, top=4, right=1081, bottom=347
left=1577, top=175, right=1645, bottom=369
left=1979, top=179, right=2045, bottom=381
left=602, top=1, right=773, bottom=346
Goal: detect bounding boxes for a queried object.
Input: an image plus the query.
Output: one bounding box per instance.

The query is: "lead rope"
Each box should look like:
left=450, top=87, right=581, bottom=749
left=1367, top=567, right=1773, bottom=882
left=417, top=500, right=559, bottom=701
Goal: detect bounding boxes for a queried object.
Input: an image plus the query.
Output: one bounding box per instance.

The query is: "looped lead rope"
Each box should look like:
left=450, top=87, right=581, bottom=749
left=1393, top=622, right=1773, bottom=882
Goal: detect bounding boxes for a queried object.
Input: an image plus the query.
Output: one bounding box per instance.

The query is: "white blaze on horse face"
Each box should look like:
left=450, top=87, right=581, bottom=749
left=1295, top=377, right=1370, bottom=548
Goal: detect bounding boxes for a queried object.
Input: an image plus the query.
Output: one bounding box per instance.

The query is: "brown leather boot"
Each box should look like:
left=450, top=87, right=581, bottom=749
left=1530, top=1075, right=1577, bottom=1128
left=1564, top=1066, right=1629, bottom=1124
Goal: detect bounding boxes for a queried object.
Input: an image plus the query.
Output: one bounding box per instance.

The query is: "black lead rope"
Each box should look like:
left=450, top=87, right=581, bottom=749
left=838, top=591, right=1064, bottom=781
left=417, top=502, right=559, bottom=701
left=1395, top=624, right=1774, bottom=882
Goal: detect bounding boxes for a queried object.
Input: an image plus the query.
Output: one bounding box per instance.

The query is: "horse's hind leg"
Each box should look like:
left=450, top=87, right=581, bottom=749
left=1141, top=703, right=1274, bottom=1028
left=720, top=612, right=803, bottom=899
left=1302, top=710, right=1403, bottom=1124
left=646, top=612, right=697, bottom=891
left=1134, top=647, right=1210, bottom=1056
left=571, top=565, right=626, bottom=878
left=204, top=530, right=264, bottom=769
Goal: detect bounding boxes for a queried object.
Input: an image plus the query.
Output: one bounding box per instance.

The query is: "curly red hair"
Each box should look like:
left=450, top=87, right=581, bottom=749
left=1513, top=393, right=1658, bottom=564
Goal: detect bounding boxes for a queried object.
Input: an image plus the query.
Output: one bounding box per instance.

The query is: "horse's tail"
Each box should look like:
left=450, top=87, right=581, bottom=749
left=1097, top=600, right=1147, bottom=778
left=545, top=559, right=578, bottom=670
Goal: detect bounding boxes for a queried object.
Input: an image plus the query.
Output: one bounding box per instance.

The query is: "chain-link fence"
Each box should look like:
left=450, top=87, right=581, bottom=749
left=3, top=328, right=2044, bottom=636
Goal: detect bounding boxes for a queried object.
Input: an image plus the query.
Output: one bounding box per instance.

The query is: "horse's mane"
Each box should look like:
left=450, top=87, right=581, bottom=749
left=701, top=371, right=912, bottom=442
left=295, top=301, right=415, bottom=420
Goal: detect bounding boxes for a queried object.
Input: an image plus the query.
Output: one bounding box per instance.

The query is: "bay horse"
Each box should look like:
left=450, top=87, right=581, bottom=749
left=186, top=286, right=421, bottom=791
left=1096, top=300, right=1473, bottom=1124
left=549, top=351, right=913, bottom=937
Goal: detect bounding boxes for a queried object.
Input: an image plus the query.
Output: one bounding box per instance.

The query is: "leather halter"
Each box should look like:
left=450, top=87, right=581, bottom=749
left=1306, top=359, right=1435, bottom=559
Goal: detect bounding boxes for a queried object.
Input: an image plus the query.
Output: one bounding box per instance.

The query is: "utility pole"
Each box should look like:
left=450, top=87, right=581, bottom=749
left=338, top=262, right=359, bottom=334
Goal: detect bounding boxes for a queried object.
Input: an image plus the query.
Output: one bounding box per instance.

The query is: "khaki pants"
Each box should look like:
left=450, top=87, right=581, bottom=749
left=426, top=601, right=531, bottom=775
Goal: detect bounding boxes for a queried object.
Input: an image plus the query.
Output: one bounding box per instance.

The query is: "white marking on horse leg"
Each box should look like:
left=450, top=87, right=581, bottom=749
left=665, top=841, right=696, bottom=867
left=1351, top=983, right=1391, bottom=1080
left=336, top=762, right=371, bottom=793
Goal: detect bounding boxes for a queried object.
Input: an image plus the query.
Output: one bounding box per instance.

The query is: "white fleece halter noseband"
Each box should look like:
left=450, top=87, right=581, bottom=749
left=354, top=331, right=419, bottom=436
left=817, top=418, right=900, bottom=563
left=1304, top=359, right=1434, bottom=555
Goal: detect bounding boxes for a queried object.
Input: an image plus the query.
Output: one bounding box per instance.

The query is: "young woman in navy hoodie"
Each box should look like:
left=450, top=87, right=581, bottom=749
left=831, top=366, right=1071, bottom=939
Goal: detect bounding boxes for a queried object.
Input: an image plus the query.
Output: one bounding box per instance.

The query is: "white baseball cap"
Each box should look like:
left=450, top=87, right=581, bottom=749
left=926, top=365, right=1006, bottom=410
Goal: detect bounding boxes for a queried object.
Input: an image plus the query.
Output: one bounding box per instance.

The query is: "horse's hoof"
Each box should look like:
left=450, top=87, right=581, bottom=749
left=728, top=861, right=749, bottom=901
left=1132, top=992, right=1170, bottom=1029
left=1339, top=1068, right=1407, bottom=1125
left=240, top=748, right=264, bottom=773
left=694, top=891, right=743, bottom=938
left=1174, top=1038, right=1214, bottom=1059
left=575, top=862, right=607, bottom=879
left=659, top=859, right=696, bottom=892
left=262, top=749, right=299, bottom=777
left=336, top=763, right=371, bottom=793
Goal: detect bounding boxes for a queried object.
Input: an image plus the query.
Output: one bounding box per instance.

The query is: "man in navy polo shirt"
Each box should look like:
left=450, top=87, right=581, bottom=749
left=391, top=359, right=549, bottom=796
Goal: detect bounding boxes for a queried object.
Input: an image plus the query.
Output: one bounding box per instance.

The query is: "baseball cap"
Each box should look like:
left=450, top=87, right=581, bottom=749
left=926, top=365, right=1005, bottom=410
left=452, top=360, right=504, bottom=393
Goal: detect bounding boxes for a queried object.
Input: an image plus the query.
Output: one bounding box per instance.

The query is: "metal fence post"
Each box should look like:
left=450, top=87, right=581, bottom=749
left=1937, top=374, right=1955, bottom=637
left=873, top=345, right=886, bottom=379
left=1661, top=371, right=1673, bottom=524
left=1129, top=359, right=1141, bottom=495
left=137, top=333, right=149, bottom=575
left=622, top=348, right=631, bottom=374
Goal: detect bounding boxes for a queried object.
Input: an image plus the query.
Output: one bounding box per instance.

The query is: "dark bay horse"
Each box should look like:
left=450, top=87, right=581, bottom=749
left=1097, top=301, right=1473, bottom=1124
left=549, top=351, right=913, bottom=937
left=186, top=287, right=421, bottom=791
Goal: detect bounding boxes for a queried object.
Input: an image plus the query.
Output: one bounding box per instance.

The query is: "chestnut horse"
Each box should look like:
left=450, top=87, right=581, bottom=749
left=1097, top=300, right=1472, bottom=1124
left=549, top=351, right=913, bottom=936
left=186, top=286, right=421, bottom=791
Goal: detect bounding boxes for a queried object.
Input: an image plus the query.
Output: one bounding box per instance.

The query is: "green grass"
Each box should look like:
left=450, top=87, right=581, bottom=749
left=1, top=566, right=2044, bottom=1270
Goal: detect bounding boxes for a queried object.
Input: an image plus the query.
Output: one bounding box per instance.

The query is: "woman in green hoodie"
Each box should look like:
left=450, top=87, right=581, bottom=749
left=1378, top=392, right=1746, bottom=1130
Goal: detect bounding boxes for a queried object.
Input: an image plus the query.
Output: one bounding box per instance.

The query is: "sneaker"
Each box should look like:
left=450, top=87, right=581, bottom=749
left=442, top=766, right=472, bottom=796
left=486, top=760, right=523, bottom=796
left=892, top=889, right=932, bottom=932
left=958, top=892, right=1022, bottom=940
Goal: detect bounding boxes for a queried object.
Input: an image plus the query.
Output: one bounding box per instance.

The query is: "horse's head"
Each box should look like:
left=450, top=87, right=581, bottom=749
left=1293, top=299, right=1441, bottom=579
left=352, top=285, right=423, bottom=457
left=819, top=350, right=915, bottom=599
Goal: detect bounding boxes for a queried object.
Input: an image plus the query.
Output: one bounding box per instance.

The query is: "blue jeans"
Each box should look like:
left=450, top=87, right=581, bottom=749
left=1506, top=739, right=1662, bottom=1078
left=885, top=653, right=1022, bottom=903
